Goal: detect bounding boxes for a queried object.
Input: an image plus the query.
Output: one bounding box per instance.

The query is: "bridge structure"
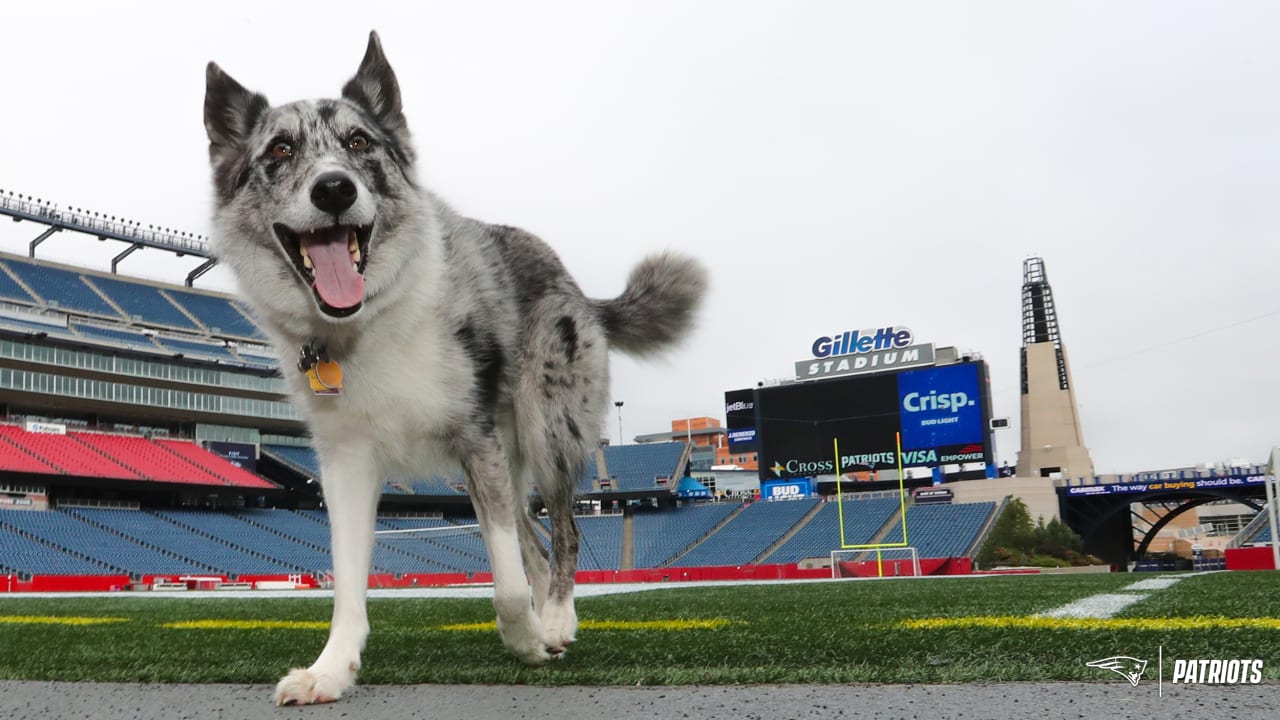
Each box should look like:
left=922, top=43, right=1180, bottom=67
left=1059, top=466, right=1270, bottom=567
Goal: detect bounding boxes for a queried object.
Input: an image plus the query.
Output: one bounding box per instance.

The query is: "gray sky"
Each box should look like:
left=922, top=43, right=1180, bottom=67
left=1, top=1, right=1278, bottom=474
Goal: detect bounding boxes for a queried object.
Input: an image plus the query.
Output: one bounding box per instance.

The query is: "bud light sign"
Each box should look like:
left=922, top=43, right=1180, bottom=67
left=897, top=363, right=983, bottom=451
left=762, top=478, right=813, bottom=500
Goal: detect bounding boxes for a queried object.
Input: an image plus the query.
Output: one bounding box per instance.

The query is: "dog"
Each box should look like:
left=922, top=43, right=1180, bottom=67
left=203, top=31, right=705, bottom=706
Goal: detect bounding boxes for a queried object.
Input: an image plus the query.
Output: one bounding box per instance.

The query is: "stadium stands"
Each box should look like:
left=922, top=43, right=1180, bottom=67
left=0, top=267, right=37, bottom=304
left=602, top=442, right=685, bottom=491
left=0, top=424, right=142, bottom=479
left=69, top=320, right=160, bottom=349
left=264, top=445, right=320, bottom=476
left=0, top=524, right=110, bottom=575
left=631, top=503, right=739, bottom=568
left=164, top=291, right=263, bottom=340
left=764, top=497, right=901, bottom=564
left=573, top=515, right=624, bottom=571
left=82, top=275, right=199, bottom=331
left=875, top=502, right=997, bottom=559
left=72, top=433, right=228, bottom=485
left=0, top=259, right=121, bottom=318
left=670, top=498, right=820, bottom=567
left=0, top=508, right=207, bottom=575
left=154, top=439, right=278, bottom=489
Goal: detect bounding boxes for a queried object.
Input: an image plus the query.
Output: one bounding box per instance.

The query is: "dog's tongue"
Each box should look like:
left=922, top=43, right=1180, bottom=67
left=302, top=228, right=364, bottom=311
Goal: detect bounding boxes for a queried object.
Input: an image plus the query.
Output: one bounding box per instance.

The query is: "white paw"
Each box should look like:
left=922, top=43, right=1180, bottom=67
left=272, top=664, right=356, bottom=706
left=497, top=610, right=553, bottom=665
left=541, top=601, right=578, bottom=655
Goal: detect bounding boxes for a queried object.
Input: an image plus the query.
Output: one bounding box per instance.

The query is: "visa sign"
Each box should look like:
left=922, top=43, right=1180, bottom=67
left=812, top=326, right=912, bottom=358
left=897, top=363, right=984, bottom=451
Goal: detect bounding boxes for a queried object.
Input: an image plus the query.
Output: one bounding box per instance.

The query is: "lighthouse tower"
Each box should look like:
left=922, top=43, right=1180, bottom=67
left=1015, top=257, right=1094, bottom=479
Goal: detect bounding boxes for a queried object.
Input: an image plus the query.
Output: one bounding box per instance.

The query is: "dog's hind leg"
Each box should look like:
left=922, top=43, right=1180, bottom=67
left=274, top=442, right=380, bottom=706
left=464, top=436, right=553, bottom=664
left=517, top=503, right=552, bottom=615
left=539, top=474, right=581, bottom=653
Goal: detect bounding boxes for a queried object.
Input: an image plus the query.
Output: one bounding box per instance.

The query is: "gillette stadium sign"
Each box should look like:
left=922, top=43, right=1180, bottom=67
left=796, top=325, right=935, bottom=380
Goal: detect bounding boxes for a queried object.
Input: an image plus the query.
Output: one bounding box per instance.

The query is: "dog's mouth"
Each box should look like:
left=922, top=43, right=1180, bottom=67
left=273, top=223, right=372, bottom=318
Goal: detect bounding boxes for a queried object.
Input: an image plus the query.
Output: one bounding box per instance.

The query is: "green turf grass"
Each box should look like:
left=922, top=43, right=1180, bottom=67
left=0, top=572, right=1276, bottom=684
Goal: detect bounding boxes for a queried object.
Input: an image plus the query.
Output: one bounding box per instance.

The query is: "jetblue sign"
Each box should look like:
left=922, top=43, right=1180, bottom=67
left=898, top=363, right=984, bottom=451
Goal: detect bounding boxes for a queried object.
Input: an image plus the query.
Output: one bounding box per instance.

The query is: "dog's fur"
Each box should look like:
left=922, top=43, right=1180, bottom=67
left=204, top=32, right=705, bottom=706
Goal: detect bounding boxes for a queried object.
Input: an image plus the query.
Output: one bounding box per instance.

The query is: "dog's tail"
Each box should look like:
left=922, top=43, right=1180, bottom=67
left=593, top=252, right=707, bottom=357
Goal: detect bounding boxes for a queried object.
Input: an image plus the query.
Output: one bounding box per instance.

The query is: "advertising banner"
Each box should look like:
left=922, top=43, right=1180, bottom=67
left=206, top=441, right=258, bottom=472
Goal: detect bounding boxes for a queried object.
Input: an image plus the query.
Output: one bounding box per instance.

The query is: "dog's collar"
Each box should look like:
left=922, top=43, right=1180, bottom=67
left=298, top=339, right=344, bottom=396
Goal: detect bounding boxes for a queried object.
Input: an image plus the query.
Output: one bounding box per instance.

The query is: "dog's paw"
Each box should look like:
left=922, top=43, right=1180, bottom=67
left=272, top=666, right=354, bottom=706
left=497, top=611, right=554, bottom=665
left=541, top=601, right=578, bottom=655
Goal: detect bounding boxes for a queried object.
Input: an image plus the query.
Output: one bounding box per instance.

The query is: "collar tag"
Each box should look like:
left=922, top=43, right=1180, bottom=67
left=299, top=342, right=343, bottom=396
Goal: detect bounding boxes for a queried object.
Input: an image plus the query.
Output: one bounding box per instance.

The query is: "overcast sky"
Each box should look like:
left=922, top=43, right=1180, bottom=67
left=1, top=1, right=1278, bottom=474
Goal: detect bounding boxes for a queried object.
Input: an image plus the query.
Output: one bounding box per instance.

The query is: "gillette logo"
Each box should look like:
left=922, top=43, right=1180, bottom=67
left=903, top=390, right=975, bottom=414
left=812, top=326, right=913, bottom=358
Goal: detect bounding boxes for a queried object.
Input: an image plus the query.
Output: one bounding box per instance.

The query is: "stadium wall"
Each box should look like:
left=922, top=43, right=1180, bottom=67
left=946, top=476, right=1060, bottom=522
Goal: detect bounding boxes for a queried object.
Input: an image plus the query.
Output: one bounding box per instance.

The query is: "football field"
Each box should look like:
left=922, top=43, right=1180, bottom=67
left=1, top=571, right=1278, bottom=686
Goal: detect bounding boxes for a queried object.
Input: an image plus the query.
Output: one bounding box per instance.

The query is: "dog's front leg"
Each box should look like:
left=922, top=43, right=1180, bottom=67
left=274, top=443, right=380, bottom=706
left=464, top=438, right=553, bottom=664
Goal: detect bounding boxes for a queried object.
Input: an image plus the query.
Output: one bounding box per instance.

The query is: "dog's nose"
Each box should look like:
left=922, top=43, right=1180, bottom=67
left=310, top=172, right=358, bottom=215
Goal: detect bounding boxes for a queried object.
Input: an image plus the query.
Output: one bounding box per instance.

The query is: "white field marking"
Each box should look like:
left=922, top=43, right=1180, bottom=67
left=1122, top=578, right=1183, bottom=592
left=1037, top=572, right=1217, bottom=619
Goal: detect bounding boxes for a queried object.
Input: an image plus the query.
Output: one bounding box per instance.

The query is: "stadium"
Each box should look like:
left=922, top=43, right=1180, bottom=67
left=0, top=186, right=1278, bottom=714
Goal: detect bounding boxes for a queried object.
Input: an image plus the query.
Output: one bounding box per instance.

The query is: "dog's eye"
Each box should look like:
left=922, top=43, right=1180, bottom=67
left=271, top=142, right=293, bottom=159
left=347, top=134, right=370, bottom=151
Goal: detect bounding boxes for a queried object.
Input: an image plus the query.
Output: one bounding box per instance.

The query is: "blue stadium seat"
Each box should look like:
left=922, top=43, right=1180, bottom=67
left=631, top=503, right=739, bottom=568
left=0, top=266, right=37, bottom=304
left=670, top=498, right=820, bottom=567
left=765, top=497, right=901, bottom=564
left=1, top=259, right=122, bottom=318
left=875, top=502, right=997, bottom=559
left=602, top=442, right=685, bottom=491
left=70, top=321, right=160, bottom=349
left=166, top=291, right=264, bottom=340
left=84, top=274, right=199, bottom=330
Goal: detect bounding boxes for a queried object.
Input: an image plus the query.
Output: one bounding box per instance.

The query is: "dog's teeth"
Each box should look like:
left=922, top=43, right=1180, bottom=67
left=353, top=262, right=360, bottom=272
left=303, top=254, right=313, bottom=270
left=351, top=247, right=362, bottom=264
left=348, top=234, right=358, bottom=253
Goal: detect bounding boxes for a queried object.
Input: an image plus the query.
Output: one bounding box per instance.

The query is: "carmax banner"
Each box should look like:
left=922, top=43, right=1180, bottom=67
left=1064, top=475, right=1266, bottom=496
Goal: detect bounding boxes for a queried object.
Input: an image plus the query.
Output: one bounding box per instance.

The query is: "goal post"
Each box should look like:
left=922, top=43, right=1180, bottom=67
left=830, top=546, right=920, bottom=578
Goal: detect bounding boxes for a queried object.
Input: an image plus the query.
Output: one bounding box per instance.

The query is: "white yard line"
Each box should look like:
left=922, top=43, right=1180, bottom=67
left=1036, top=572, right=1216, bottom=619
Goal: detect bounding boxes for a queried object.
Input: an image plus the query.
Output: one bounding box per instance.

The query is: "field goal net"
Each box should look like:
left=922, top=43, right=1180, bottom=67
left=830, top=546, right=920, bottom=578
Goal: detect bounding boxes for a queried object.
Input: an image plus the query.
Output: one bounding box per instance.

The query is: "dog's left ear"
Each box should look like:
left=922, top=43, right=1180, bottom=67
left=343, top=31, right=408, bottom=135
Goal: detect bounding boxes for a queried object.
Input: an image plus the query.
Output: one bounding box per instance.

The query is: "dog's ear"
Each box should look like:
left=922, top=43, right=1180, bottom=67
left=204, top=62, right=269, bottom=156
left=342, top=31, right=408, bottom=135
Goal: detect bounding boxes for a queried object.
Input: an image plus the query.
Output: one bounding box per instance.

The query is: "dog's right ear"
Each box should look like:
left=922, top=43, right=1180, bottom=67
left=204, top=62, right=269, bottom=158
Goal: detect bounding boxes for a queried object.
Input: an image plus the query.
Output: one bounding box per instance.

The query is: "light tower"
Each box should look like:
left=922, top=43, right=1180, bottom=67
left=1015, top=257, right=1094, bottom=479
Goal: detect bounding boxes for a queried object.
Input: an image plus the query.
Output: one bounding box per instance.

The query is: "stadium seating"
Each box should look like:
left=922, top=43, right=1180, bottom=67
left=764, top=497, right=901, bottom=564
left=875, top=502, right=996, bottom=559
left=149, top=510, right=329, bottom=573
left=82, top=275, right=199, bottom=331
left=0, top=315, right=79, bottom=340
left=378, top=517, right=490, bottom=572
left=163, top=291, right=264, bottom=340
left=151, top=336, right=238, bottom=362
left=0, top=424, right=142, bottom=479
left=0, top=508, right=207, bottom=575
left=670, top=498, right=820, bottom=567
left=0, top=524, right=110, bottom=575
left=631, top=503, right=739, bottom=568
left=264, top=445, right=320, bottom=477
left=153, top=439, right=278, bottom=489
left=572, top=515, right=624, bottom=571
left=602, top=442, right=685, bottom=491
left=0, top=259, right=121, bottom=319
left=71, top=433, right=227, bottom=485
left=69, top=321, right=160, bottom=349
left=0, top=268, right=37, bottom=304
